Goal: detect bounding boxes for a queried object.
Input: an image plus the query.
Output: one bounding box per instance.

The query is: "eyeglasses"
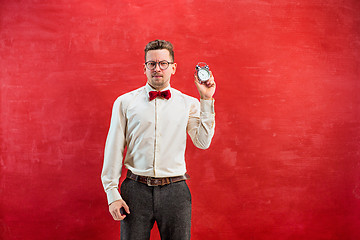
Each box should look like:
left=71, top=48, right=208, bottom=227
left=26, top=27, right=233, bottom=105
left=145, top=60, right=174, bottom=70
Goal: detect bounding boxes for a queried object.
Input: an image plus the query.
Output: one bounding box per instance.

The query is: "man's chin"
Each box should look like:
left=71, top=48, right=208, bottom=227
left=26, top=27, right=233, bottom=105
left=151, top=78, right=165, bottom=85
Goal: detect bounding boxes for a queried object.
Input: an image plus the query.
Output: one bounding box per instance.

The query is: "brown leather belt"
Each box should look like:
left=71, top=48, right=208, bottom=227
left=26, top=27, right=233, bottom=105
left=127, top=170, right=190, bottom=186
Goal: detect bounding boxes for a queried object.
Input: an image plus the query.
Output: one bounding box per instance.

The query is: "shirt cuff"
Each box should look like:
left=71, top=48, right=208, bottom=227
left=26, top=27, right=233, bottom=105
left=106, top=188, right=122, bottom=205
left=200, top=99, right=215, bottom=114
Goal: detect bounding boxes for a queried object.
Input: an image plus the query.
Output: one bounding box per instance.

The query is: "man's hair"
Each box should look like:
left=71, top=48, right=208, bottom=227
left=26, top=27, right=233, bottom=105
left=144, top=40, right=174, bottom=62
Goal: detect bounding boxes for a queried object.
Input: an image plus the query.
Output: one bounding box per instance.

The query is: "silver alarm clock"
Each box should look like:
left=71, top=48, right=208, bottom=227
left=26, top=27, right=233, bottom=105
left=195, top=62, right=211, bottom=82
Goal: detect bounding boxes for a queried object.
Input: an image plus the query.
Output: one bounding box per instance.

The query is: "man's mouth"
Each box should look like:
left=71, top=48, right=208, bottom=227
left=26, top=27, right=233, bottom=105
left=153, top=75, right=163, bottom=78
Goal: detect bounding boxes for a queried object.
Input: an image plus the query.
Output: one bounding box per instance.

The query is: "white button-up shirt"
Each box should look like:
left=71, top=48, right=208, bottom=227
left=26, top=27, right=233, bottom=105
left=101, top=83, right=215, bottom=204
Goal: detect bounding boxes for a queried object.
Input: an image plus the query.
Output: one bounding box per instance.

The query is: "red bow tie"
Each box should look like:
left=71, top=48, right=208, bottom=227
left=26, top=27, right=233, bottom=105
left=149, top=90, right=171, bottom=101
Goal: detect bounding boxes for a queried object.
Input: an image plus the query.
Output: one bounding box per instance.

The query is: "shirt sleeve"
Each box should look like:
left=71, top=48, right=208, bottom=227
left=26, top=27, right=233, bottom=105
left=101, top=97, right=127, bottom=205
left=187, top=98, right=215, bottom=149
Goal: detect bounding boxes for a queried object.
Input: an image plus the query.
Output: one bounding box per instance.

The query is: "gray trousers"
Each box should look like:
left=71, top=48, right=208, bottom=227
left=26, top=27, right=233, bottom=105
left=120, top=178, right=192, bottom=240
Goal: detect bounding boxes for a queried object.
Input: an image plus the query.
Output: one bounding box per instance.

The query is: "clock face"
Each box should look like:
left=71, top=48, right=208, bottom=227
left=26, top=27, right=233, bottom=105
left=198, top=68, right=210, bottom=81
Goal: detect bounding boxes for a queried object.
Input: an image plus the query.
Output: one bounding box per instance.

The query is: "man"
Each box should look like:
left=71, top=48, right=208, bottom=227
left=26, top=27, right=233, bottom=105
left=101, top=39, right=216, bottom=240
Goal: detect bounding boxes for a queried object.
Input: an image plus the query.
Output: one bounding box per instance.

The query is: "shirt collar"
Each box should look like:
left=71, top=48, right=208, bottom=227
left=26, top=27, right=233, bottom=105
left=145, top=83, right=171, bottom=95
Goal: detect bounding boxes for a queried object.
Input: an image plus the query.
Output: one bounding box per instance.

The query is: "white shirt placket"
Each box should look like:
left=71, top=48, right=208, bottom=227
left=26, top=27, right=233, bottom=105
left=154, top=98, right=159, bottom=176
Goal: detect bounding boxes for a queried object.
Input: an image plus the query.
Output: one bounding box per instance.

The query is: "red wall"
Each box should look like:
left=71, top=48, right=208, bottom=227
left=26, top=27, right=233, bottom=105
left=1, top=0, right=360, bottom=239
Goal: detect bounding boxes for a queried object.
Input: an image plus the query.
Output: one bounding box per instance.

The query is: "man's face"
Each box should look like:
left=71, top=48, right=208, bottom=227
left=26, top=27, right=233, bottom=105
left=144, top=49, right=177, bottom=91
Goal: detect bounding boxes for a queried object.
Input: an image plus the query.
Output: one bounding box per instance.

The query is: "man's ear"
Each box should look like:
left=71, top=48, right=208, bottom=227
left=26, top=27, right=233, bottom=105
left=172, top=63, right=177, bottom=75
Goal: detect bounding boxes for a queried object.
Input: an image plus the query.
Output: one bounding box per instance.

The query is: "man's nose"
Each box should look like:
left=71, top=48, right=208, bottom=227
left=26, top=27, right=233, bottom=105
left=154, top=63, right=161, bottom=71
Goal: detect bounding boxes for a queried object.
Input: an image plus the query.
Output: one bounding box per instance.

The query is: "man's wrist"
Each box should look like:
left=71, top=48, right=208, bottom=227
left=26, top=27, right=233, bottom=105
left=200, top=96, right=213, bottom=100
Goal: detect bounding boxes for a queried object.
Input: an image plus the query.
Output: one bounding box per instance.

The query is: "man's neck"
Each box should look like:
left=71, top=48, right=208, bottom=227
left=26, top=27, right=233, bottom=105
left=147, top=82, right=170, bottom=91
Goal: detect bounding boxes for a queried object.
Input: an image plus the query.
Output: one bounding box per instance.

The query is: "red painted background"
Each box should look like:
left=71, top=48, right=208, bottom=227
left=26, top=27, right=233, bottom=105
left=1, top=0, right=360, bottom=239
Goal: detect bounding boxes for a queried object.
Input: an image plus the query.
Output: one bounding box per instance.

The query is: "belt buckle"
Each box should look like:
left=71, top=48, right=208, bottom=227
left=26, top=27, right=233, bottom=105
left=146, top=176, right=156, bottom=186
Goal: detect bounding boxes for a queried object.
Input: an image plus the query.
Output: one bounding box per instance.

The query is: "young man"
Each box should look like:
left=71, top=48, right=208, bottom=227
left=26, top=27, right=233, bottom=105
left=101, top=40, right=216, bottom=240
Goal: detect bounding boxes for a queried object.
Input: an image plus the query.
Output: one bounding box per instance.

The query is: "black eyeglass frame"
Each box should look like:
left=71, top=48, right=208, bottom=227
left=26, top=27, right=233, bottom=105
left=145, top=60, right=174, bottom=70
